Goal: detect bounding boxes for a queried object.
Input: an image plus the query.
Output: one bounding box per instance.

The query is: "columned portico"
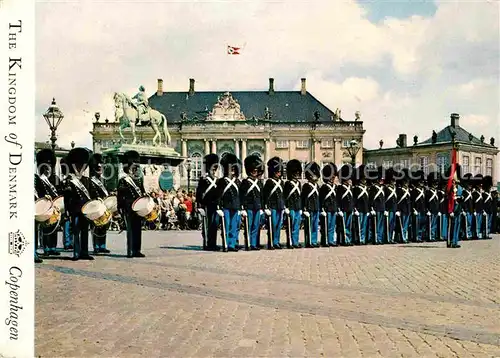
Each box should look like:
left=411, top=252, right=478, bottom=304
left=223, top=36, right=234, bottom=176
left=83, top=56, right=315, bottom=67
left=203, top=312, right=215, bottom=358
left=241, top=139, right=247, bottom=160
left=211, top=139, right=217, bottom=154
left=204, top=139, right=210, bottom=155
left=234, top=139, right=240, bottom=159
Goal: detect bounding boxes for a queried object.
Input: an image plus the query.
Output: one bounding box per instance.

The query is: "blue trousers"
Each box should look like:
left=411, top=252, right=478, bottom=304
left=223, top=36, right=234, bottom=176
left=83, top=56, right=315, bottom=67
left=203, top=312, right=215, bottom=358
left=426, top=214, right=438, bottom=241
left=92, top=225, right=107, bottom=250
left=464, top=213, right=473, bottom=239
left=451, top=214, right=461, bottom=246
left=305, top=211, right=319, bottom=245
left=223, top=209, right=240, bottom=249
left=441, top=214, right=449, bottom=242
left=395, top=214, right=410, bottom=243
left=387, top=212, right=396, bottom=243
left=413, top=213, right=425, bottom=242
left=270, top=209, right=283, bottom=246
left=72, top=214, right=90, bottom=258
left=246, top=209, right=262, bottom=248
left=339, top=212, right=353, bottom=244
left=123, top=212, right=142, bottom=256
left=355, top=213, right=368, bottom=244
left=369, top=212, right=385, bottom=244
left=324, top=212, right=337, bottom=245
left=474, top=213, right=483, bottom=239
left=63, top=219, right=72, bottom=247
left=486, top=213, right=493, bottom=237
left=289, top=210, right=302, bottom=246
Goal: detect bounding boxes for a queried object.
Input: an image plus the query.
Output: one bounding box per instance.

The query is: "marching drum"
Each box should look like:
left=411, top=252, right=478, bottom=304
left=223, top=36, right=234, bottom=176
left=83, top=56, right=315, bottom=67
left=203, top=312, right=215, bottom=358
left=82, top=200, right=112, bottom=227
left=103, top=195, right=118, bottom=213
left=52, top=195, right=65, bottom=214
left=132, top=196, right=159, bottom=222
left=35, top=197, right=61, bottom=229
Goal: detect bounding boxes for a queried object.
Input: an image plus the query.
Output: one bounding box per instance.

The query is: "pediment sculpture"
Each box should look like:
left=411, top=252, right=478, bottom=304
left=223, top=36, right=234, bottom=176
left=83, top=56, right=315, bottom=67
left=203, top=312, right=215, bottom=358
left=209, top=92, right=245, bottom=121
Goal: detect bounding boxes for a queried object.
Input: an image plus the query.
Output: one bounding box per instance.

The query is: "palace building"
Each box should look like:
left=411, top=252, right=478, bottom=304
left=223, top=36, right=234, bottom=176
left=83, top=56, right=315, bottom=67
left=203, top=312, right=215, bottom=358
left=91, top=78, right=365, bottom=188
left=363, top=113, right=498, bottom=182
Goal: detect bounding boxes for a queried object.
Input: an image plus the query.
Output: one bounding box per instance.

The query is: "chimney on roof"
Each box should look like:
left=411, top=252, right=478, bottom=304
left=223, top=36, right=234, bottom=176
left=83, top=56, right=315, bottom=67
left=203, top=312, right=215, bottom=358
left=397, top=134, right=407, bottom=147
left=268, top=78, right=275, bottom=95
left=301, top=78, right=306, bottom=95
left=189, top=78, right=195, bottom=96
left=450, top=113, right=460, bottom=128
left=157, top=79, right=163, bottom=96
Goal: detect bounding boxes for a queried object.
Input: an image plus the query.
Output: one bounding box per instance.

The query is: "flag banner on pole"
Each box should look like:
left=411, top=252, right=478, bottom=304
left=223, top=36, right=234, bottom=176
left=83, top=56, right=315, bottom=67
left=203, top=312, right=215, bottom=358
left=447, top=147, right=457, bottom=213
left=227, top=45, right=241, bottom=55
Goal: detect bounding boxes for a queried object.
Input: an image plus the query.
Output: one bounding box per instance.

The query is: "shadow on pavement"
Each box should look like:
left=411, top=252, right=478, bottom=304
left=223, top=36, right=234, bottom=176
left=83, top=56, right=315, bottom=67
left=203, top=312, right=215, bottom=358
left=159, top=245, right=204, bottom=251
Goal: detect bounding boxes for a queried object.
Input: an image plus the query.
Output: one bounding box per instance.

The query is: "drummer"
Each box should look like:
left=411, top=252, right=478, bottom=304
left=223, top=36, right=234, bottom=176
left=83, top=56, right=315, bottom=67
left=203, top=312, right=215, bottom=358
left=89, top=153, right=111, bottom=254
left=34, top=149, right=61, bottom=256
left=117, top=150, right=146, bottom=258
left=63, top=147, right=94, bottom=261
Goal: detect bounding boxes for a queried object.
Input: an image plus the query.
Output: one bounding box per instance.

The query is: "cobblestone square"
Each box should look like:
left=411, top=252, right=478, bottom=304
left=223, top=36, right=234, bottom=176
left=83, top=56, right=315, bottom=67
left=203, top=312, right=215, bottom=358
left=36, top=231, right=500, bottom=357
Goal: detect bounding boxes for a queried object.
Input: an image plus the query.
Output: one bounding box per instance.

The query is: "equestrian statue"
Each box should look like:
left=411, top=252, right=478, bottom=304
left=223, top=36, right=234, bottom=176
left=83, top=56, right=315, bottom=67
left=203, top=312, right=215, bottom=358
left=113, top=86, right=171, bottom=146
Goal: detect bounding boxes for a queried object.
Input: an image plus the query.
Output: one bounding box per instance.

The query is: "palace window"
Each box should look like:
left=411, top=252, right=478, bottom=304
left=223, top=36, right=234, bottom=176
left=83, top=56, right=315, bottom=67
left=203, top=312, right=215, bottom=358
left=399, top=159, right=409, bottom=169
left=321, top=139, right=333, bottom=148
left=486, top=158, right=492, bottom=176
left=366, top=162, right=377, bottom=169
left=342, top=139, right=351, bottom=148
left=462, top=155, right=470, bottom=174
left=301, top=162, right=306, bottom=179
left=436, top=153, right=449, bottom=174
left=474, top=157, right=482, bottom=174
left=276, top=140, right=289, bottom=149
left=190, top=152, right=203, bottom=180
left=420, top=156, right=429, bottom=175
left=382, top=160, right=393, bottom=169
left=296, top=140, right=310, bottom=149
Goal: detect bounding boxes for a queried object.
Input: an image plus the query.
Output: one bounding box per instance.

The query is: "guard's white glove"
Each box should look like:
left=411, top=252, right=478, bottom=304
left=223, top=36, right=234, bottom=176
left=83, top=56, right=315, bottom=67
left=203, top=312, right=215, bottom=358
left=264, top=209, right=271, bottom=216
left=338, top=211, right=344, bottom=217
left=450, top=212, right=454, bottom=218
left=45, top=195, right=52, bottom=200
left=367, top=212, right=371, bottom=217
left=198, top=208, right=206, bottom=217
left=354, top=210, right=360, bottom=217
left=303, top=211, right=310, bottom=217
left=299, top=210, right=303, bottom=215
left=483, top=211, right=487, bottom=216
left=384, top=211, right=389, bottom=217
left=395, top=211, right=401, bottom=217
left=413, top=209, right=418, bottom=216
left=240, top=210, right=247, bottom=217
left=426, top=211, right=431, bottom=217
left=321, top=210, right=327, bottom=217
left=259, top=210, right=264, bottom=216
left=473, top=211, right=477, bottom=216
left=437, top=212, right=441, bottom=217
left=284, top=208, right=290, bottom=215
left=216, top=209, right=224, bottom=217
left=370, top=210, right=376, bottom=216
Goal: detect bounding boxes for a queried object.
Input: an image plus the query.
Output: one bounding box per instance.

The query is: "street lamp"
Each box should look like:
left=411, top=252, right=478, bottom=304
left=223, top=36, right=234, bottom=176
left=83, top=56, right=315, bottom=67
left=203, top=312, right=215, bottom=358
left=186, top=158, right=193, bottom=192
left=347, top=139, right=361, bottom=166
left=43, top=98, right=64, bottom=151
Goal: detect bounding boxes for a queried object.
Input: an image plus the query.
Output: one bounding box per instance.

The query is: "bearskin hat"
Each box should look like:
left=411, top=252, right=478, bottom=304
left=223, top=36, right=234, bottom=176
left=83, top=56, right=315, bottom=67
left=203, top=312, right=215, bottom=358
left=67, top=147, right=91, bottom=173
left=90, top=153, right=103, bottom=171
left=121, top=150, right=140, bottom=165
left=286, top=159, right=302, bottom=180
left=221, top=153, right=240, bottom=177
left=339, top=163, right=353, bottom=181
left=444, top=164, right=461, bottom=183
left=427, top=171, right=439, bottom=186
left=36, top=149, right=56, bottom=166
left=365, top=167, right=378, bottom=184
left=322, top=162, right=338, bottom=181
left=483, top=175, right=493, bottom=189
left=203, top=154, right=219, bottom=173
left=244, top=155, right=263, bottom=175
left=267, top=156, right=284, bottom=177
left=385, top=168, right=395, bottom=183
left=355, top=165, right=366, bottom=182
left=377, top=166, right=385, bottom=181
left=304, top=162, right=321, bottom=181
left=472, top=173, right=483, bottom=187
left=395, top=168, right=408, bottom=184
left=59, top=156, right=69, bottom=177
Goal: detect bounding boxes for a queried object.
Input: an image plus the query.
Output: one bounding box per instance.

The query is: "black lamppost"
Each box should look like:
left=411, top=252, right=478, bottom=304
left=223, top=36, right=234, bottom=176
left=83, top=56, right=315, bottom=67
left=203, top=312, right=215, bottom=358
left=43, top=98, right=64, bottom=151
left=186, top=158, right=192, bottom=192
left=347, top=139, right=361, bottom=166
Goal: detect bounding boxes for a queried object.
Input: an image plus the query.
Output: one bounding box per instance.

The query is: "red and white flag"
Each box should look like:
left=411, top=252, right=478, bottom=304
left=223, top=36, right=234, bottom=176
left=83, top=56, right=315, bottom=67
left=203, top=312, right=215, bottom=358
left=227, top=45, right=241, bottom=55
left=447, top=147, right=457, bottom=213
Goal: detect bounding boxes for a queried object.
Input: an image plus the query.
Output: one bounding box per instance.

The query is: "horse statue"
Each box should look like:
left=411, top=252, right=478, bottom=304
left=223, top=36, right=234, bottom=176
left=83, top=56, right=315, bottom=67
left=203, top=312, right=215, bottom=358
left=113, top=92, right=171, bottom=146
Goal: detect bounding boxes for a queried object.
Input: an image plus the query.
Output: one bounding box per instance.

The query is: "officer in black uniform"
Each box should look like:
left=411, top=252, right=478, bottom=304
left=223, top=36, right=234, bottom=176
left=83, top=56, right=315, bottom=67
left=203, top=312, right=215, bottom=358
left=302, top=162, right=321, bottom=248
left=411, top=170, right=426, bottom=242
left=217, top=154, right=241, bottom=251
left=319, top=163, right=338, bottom=247
left=482, top=175, right=494, bottom=239
left=89, top=153, right=111, bottom=254
left=337, top=164, right=354, bottom=246
left=35, top=149, right=61, bottom=256
left=353, top=165, right=369, bottom=245
left=262, top=156, right=285, bottom=249
left=395, top=169, right=411, bottom=243
left=117, top=150, right=146, bottom=257
left=195, top=154, right=221, bottom=251
left=471, top=174, right=484, bottom=239
left=241, top=155, right=265, bottom=250
left=368, top=167, right=386, bottom=245
left=64, top=147, right=94, bottom=261
left=460, top=174, right=474, bottom=240
left=284, top=159, right=303, bottom=248
left=384, top=168, right=398, bottom=244
left=425, top=172, right=440, bottom=241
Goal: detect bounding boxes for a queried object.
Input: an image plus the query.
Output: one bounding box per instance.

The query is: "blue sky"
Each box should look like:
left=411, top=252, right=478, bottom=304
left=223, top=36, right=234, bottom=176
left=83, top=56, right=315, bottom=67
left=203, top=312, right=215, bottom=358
left=359, top=0, right=437, bottom=22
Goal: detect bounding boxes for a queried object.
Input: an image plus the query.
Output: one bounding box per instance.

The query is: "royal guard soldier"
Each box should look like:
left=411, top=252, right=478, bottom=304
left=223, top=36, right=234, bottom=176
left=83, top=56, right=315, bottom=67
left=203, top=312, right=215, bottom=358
left=319, top=163, right=338, bottom=247
left=445, top=165, right=462, bottom=248
left=284, top=159, right=303, bottom=248
left=461, top=173, right=474, bottom=239
left=368, top=167, right=386, bottom=245
left=64, top=147, right=94, bottom=261
left=337, top=164, right=354, bottom=246
left=89, top=153, right=111, bottom=254
left=384, top=168, right=398, bottom=243
left=196, top=154, right=221, bottom=251
left=217, top=154, right=241, bottom=252
left=491, top=188, right=499, bottom=234
left=117, top=150, right=146, bottom=258
left=35, top=149, right=61, bottom=256
left=262, top=157, right=285, bottom=249
left=353, top=165, right=369, bottom=245
left=411, top=170, right=426, bottom=242
left=471, top=174, right=484, bottom=239
left=302, top=162, right=321, bottom=248
left=395, top=169, right=411, bottom=243
left=424, top=172, right=440, bottom=241
left=482, top=175, right=494, bottom=239
left=59, top=156, right=73, bottom=250
left=240, top=155, right=265, bottom=250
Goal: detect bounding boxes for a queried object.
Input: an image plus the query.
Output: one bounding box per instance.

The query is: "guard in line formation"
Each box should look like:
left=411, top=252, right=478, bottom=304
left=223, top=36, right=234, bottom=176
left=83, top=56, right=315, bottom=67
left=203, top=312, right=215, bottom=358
left=195, top=154, right=498, bottom=252
left=34, top=148, right=153, bottom=263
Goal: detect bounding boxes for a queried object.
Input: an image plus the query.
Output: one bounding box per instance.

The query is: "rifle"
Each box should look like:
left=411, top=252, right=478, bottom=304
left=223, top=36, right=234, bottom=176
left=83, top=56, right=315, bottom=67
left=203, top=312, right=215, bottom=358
left=220, top=212, right=227, bottom=252
left=285, top=211, right=292, bottom=248
left=266, top=212, right=273, bottom=249
left=304, top=212, right=311, bottom=247
left=242, top=212, right=250, bottom=251
left=320, top=212, right=327, bottom=247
